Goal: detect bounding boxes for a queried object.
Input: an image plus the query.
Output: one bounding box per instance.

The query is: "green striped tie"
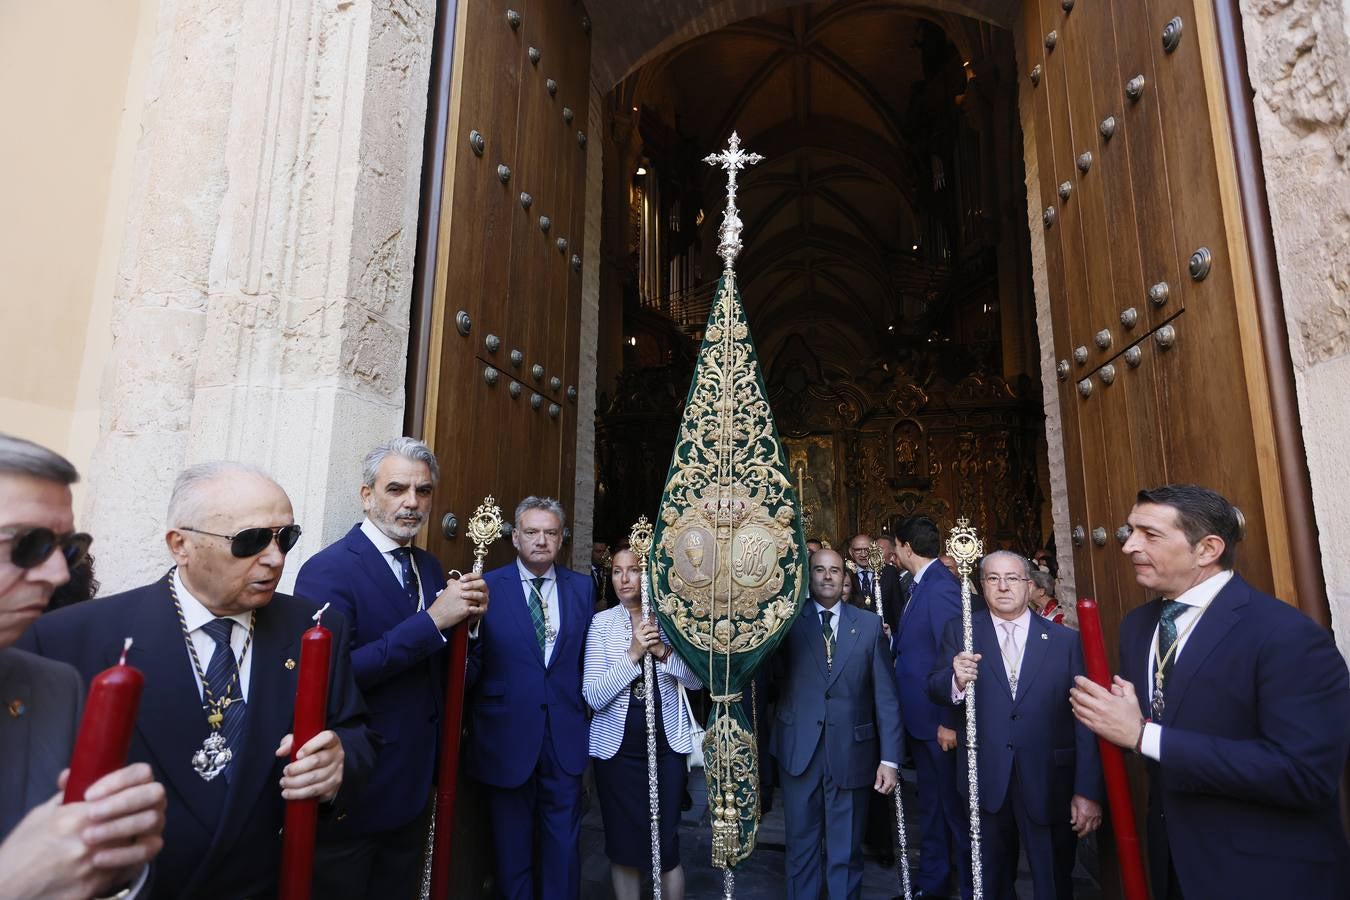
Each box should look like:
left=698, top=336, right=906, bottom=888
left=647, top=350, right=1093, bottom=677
left=528, top=577, right=548, bottom=651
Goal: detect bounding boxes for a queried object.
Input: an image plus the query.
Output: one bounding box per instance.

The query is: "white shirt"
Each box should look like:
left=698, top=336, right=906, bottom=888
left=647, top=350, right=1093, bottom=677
left=517, top=560, right=561, bottom=666
left=174, top=568, right=254, bottom=702
left=1140, top=570, right=1234, bottom=760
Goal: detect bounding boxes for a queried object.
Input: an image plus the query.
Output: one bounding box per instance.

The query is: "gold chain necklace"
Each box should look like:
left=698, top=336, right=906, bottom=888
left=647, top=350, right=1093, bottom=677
left=168, top=570, right=256, bottom=781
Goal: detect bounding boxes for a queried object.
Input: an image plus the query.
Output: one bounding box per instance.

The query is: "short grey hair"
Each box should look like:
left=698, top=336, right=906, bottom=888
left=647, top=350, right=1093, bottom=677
left=0, top=433, right=79, bottom=485
left=515, top=496, right=566, bottom=528
left=167, top=461, right=276, bottom=529
left=979, top=550, right=1033, bottom=579
left=1029, top=568, right=1055, bottom=593
left=362, top=437, right=439, bottom=487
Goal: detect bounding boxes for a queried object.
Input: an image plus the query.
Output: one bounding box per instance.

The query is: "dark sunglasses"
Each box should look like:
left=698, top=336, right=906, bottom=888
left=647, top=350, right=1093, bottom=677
left=180, top=524, right=302, bottom=558
left=2, top=527, right=93, bottom=571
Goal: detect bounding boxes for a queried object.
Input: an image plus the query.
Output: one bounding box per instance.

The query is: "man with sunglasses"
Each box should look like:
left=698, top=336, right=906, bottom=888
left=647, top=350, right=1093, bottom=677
left=0, top=434, right=167, bottom=899
left=22, top=461, right=374, bottom=900
left=929, top=551, right=1101, bottom=899
left=295, top=437, right=488, bottom=899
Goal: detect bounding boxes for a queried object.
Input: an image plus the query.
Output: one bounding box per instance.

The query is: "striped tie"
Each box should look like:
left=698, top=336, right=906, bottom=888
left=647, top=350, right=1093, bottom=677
left=202, top=618, right=246, bottom=780
left=527, top=577, right=548, bottom=651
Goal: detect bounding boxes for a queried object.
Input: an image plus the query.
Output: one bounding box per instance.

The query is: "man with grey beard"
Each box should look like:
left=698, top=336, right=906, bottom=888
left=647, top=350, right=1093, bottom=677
left=296, top=437, right=488, bottom=899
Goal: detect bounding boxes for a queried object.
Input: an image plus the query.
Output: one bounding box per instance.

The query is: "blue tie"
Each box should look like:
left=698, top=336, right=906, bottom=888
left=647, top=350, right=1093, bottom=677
left=391, top=547, right=421, bottom=610
left=202, top=618, right=246, bottom=780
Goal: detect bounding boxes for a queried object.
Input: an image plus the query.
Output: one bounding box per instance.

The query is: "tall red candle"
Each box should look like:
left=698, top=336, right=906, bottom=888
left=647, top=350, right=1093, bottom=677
left=278, top=605, right=332, bottom=900
left=65, top=638, right=143, bottom=803
left=1077, top=599, right=1149, bottom=900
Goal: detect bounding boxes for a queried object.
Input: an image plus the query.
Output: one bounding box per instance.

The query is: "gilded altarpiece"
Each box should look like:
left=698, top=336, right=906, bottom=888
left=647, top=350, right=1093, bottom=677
left=774, top=365, right=1045, bottom=552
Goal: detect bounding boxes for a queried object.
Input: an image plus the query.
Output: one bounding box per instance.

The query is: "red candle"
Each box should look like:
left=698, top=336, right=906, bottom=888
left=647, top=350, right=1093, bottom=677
left=1077, top=599, right=1149, bottom=900
left=278, top=605, right=332, bottom=900
left=65, top=638, right=143, bottom=803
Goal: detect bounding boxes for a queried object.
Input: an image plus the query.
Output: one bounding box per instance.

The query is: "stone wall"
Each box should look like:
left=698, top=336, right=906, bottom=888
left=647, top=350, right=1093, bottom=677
left=87, top=0, right=435, bottom=593
left=1239, top=0, right=1350, bottom=651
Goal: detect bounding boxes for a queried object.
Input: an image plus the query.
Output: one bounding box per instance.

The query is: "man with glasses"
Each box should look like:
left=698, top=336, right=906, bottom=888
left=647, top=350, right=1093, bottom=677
left=295, top=437, right=487, bottom=899
left=930, top=551, right=1101, bottom=899
left=0, top=434, right=166, bottom=898
left=22, top=460, right=374, bottom=899
left=891, top=515, right=965, bottom=899
left=467, top=496, right=595, bottom=900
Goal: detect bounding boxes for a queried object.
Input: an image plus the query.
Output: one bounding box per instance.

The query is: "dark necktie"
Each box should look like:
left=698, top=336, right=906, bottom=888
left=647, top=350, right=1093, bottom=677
left=391, top=547, right=420, bottom=610
left=202, top=618, right=246, bottom=779
left=1155, top=599, right=1189, bottom=687
left=820, top=609, right=835, bottom=672
left=527, top=577, right=548, bottom=651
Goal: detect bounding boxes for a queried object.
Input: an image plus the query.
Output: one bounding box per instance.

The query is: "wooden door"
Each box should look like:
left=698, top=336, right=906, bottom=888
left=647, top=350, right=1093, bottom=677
left=1024, top=1, right=1298, bottom=894
left=421, top=0, right=591, bottom=893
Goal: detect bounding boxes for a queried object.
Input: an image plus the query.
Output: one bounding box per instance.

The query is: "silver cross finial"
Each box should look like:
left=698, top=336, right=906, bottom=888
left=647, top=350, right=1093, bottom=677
left=703, top=131, right=763, bottom=271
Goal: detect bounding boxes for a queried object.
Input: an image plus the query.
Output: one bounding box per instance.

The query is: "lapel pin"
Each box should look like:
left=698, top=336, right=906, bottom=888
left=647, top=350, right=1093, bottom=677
left=285, top=658, right=297, bottom=670
left=7, top=699, right=26, bottom=718
left=1040, top=632, right=1048, bottom=640
left=850, top=628, right=857, bottom=634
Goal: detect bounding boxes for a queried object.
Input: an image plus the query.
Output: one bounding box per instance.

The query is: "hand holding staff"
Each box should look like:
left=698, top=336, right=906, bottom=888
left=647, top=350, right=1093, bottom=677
left=945, top=518, right=985, bottom=900
left=423, top=497, right=502, bottom=900
left=629, top=515, right=664, bottom=900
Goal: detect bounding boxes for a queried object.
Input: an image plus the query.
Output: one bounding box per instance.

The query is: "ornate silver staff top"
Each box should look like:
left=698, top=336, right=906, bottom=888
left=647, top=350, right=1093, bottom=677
left=703, top=131, right=763, bottom=271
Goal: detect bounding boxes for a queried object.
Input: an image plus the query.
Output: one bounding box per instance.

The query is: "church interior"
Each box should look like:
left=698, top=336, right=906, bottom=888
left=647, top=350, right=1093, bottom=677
left=590, top=2, right=1053, bottom=559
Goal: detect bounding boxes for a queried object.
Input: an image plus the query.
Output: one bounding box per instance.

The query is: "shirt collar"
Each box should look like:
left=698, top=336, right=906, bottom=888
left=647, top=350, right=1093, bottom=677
left=1170, top=569, right=1234, bottom=608
left=991, top=606, right=1034, bottom=634
left=360, top=517, right=407, bottom=554
left=912, top=558, right=937, bottom=584
left=812, top=600, right=843, bottom=621
left=173, top=567, right=253, bottom=633
left=516, top=559, right=556, bottom=583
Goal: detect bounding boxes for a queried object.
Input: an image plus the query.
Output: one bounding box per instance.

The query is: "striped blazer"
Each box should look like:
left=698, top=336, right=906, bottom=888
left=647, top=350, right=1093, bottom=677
left=583, top=604, right=702, bottom=759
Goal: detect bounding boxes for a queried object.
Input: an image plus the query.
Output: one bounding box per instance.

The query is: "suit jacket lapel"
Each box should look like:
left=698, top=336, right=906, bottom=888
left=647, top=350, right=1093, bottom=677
left=1128, top=600, right=1163, bottom=719
left=825, top=604, right=858, bottom=688
left=1160, top=576, right=1246, bottom=724
left=206, top=601, right=297, bottom=870
left=0, top=650, right=34, bottom=833
left=132, top=580, right=226, bottom=833
left=350, top=529, right=407, bottom=605
left=974, top=613, right=1012, bottom=699
left=500, top=569, right=544, bottom=667
left=1012, top=615, right=1050, bottom=706
left=546, top=573, right=569, bottom=670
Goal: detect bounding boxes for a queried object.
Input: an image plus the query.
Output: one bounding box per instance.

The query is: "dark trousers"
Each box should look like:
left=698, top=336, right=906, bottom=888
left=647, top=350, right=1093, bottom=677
left=313, top=794, right=432, bottom=900
left=976, top=765, right=1063, bottom=900
left=910, top=733, right=969, bottom=894
left=779, top=744, right=871, bottom=900
left=486, top=717, right=583, bottom=900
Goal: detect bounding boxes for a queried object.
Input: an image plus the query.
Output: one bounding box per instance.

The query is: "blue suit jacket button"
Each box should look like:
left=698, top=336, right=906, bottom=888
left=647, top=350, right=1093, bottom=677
left=1005, top=743, right=1013, bottom=750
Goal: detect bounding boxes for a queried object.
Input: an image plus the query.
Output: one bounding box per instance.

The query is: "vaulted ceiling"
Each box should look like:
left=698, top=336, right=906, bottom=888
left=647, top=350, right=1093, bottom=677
left=623, top=0, right=1006, bottom=377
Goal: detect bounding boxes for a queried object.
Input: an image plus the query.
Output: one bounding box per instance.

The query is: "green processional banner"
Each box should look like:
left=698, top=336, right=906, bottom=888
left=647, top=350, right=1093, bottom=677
left=652, top=258, right=808, bottom=868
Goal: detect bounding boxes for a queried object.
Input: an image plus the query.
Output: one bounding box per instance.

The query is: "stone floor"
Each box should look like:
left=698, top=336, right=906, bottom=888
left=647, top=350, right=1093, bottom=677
left=580, top=765, right=1104, bottom=899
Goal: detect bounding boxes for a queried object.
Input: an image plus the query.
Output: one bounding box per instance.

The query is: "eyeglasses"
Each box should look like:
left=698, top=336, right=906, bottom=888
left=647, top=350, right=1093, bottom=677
left=180, top=524, right=302, bottom=558
left=983, top=574, right=1028, bottom=587
left=1, top=527, right=93, bottom=571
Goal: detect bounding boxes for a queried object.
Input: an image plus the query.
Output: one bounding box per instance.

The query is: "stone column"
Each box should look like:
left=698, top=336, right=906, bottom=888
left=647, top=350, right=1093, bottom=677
left=1238, top=0, right=1350, bottom=653
left=87, top=0, right=435, bottom=593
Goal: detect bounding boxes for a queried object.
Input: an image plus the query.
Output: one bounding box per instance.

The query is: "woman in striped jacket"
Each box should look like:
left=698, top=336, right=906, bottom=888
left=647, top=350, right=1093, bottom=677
left=583, top=548, right=702, bottom=900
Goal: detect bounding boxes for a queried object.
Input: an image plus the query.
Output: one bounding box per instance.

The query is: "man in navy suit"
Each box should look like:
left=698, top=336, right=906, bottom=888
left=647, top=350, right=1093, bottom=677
left=930, top=550, right=1101, bottom=900
left=22, top=461, right=374, bottom=899
left=893, top=515, right=965, bottom=898
left=295, top=437, right=488, bottom=898
left=1071, top=484, right=1350, bottom=899
left=0, top=434, right=166, bottom=898
left=466, top=496, right=595, bottom=900
left=771, top=548, right=903, bottom=899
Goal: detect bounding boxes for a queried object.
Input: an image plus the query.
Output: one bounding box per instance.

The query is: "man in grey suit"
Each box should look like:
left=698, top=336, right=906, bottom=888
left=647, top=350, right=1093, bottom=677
left=0, top=434, right=166, bottom=897
left=771, top=548, right=904, bottom=899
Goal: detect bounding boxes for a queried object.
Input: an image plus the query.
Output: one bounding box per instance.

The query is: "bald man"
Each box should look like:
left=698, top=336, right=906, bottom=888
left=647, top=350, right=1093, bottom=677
left=23, top=462, right=374, bottom=899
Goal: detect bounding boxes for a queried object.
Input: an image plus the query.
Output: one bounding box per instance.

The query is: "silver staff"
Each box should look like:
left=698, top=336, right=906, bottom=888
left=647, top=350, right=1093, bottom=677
left=630, top=515, right=662, bottom=899
left=946, top=518, right=985, bottom=899
left=867, top=542, right=912, bottom=900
